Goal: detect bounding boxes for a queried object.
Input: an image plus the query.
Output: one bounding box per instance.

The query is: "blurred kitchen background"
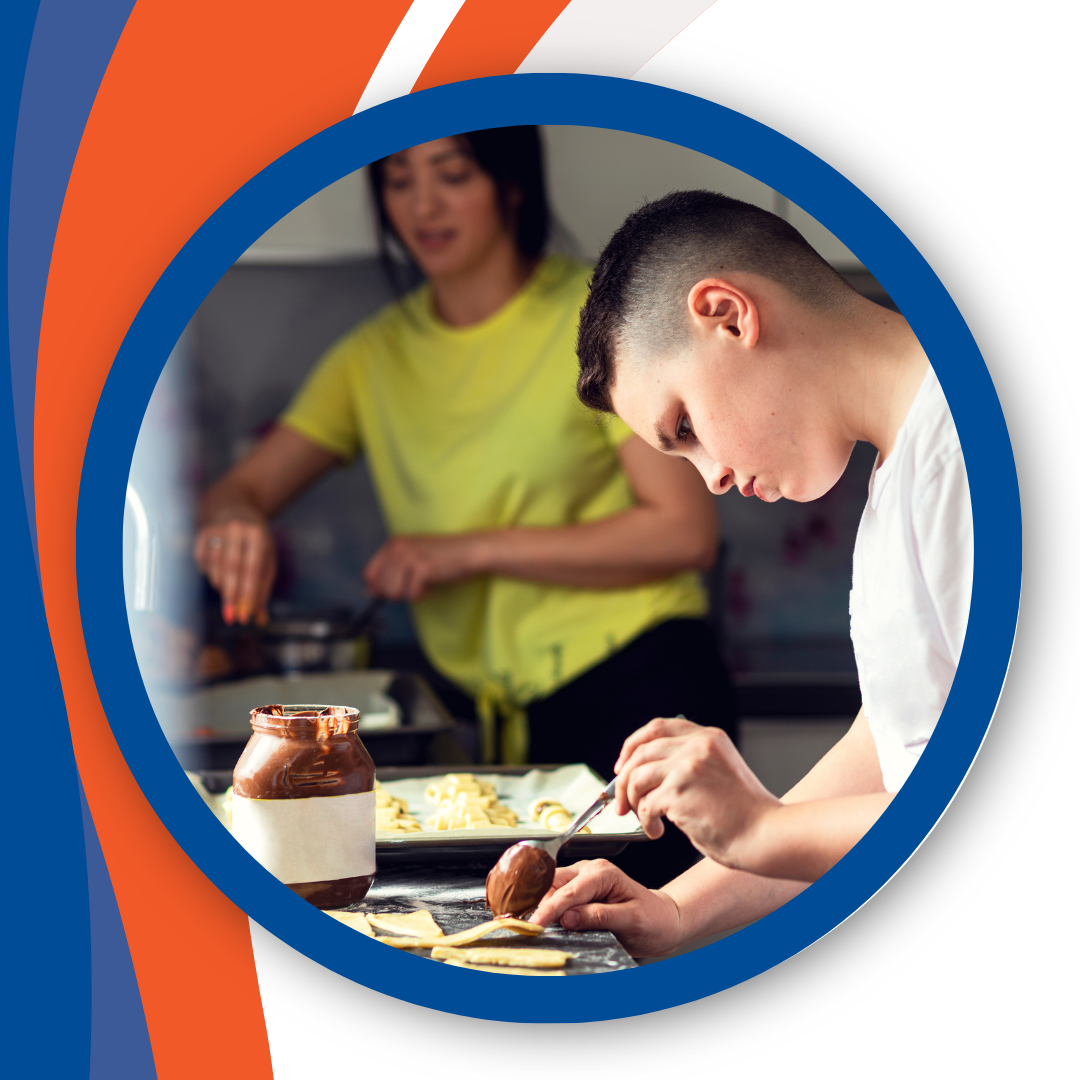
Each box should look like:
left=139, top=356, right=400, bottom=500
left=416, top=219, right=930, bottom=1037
left=126, top=126, right=897, bottom=795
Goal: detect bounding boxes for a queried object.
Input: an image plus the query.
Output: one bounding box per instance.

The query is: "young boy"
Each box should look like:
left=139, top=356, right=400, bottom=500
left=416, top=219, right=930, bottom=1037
left=533, top=191, right=973, bottom=957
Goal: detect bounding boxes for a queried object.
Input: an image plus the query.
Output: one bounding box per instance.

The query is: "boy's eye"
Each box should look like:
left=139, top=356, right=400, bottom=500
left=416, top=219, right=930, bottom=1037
left=439, top=170, right=472, bottom=185
left=676, top=416, right=694, bottom=442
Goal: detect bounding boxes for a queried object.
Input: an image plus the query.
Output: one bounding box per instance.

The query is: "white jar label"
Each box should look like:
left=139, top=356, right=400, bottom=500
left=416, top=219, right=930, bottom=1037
left=232, top=790, right=375, bottom=884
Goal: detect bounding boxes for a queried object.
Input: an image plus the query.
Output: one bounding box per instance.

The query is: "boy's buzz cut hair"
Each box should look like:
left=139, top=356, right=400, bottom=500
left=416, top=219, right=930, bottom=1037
left=576, top=190, right=858, bottom=413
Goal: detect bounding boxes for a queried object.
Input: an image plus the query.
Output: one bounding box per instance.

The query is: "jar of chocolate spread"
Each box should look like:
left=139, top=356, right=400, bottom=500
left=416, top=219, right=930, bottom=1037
left=232, top=704, right=375, bottom=908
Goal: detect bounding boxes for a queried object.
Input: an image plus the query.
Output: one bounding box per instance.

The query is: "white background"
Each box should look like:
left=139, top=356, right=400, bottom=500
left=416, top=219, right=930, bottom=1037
left=250, top=3, right=1079, bottom=1075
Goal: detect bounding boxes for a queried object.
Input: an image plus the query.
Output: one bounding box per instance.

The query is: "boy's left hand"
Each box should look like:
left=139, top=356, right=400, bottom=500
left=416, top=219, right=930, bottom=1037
left=613, top=717, right=781, bottom=871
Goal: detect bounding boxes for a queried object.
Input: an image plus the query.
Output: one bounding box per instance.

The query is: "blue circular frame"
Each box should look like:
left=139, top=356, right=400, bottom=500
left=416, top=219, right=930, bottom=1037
left=76, top=74, right=1019, bottom=1021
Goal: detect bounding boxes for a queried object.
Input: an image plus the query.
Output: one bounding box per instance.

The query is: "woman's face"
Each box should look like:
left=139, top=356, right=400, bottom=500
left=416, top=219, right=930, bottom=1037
left=380, top=138, right=513, bottom=279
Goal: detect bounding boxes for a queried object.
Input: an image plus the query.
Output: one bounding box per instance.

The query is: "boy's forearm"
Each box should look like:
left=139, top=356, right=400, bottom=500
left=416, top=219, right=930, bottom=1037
left=729, top=793, right=893, bottom=881
left=657, top=712, right=889, bottom=944
left=660, top=859, right=809, bottom=943
left=659, top=793, right=890, bottom=943
left=782, top=710, right=887, bottom=802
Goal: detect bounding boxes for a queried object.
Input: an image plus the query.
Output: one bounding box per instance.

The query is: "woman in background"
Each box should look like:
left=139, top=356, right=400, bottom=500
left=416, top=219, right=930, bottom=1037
left=194, top=127, right=736, bottom=882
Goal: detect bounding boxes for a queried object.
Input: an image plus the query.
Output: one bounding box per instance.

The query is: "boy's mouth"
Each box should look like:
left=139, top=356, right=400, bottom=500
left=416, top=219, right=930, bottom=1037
left=740, top=477, right=771, bottom=500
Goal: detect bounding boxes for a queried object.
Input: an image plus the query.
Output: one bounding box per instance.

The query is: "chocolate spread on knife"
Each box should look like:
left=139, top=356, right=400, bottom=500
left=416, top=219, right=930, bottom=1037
left=233, top=704, right=375, bottom=908
left=486, top=843, right=556, bottom=916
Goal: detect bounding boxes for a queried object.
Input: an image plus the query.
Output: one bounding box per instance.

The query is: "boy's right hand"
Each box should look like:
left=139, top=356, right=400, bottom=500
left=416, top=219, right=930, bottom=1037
left=530, top=860, right=683, bottom=958
left=194, top=512, right=277, bottom=626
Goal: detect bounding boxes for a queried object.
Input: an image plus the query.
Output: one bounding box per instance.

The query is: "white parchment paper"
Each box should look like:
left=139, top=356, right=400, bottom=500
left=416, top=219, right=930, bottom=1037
left=376, top=765, right=642, bottom=840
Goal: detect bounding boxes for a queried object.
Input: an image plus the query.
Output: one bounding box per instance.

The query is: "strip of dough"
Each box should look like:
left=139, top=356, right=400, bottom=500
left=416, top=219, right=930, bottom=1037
left=375, top=917, right=544, bottom=950
left=429, top=946, right=573, bottom=968
left=490, top=918, right=544, bottom=935
left=365, top=911, right=443, bottom=938
left=440, top=958, right=566, bottom=976
left=325, top=911, right=374, bottom=937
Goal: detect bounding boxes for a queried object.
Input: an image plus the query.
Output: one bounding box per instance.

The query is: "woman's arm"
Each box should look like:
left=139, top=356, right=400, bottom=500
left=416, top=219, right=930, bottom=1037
left=195, top=426, right=341, bottom=623
left=363, top=435, right=718, bottom=600
left=481, top=435, right=718, bottom=585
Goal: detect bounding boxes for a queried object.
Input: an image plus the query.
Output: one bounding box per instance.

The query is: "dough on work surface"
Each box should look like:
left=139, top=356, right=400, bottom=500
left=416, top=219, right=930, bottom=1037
left=365, top=910, right=443, bottom=938
left=440, top=958, right=566, bottom=976
left=490, top=917, right=544, bottom=935
left=325, top=911, right=374, bottom=937
left=375, top=917, right=544, bottom=950
left=429, top=946, right=573, bottom=969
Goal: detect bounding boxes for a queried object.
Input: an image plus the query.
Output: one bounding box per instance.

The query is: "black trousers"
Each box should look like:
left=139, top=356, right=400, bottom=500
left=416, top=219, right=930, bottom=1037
left=527, top=618, right=737, bottom=776
left=527, top=618, right=737, bottom=888
left=377, top=619, right=738, bottom=889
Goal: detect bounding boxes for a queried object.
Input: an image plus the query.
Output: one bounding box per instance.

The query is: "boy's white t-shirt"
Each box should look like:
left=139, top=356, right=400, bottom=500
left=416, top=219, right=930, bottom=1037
left=849, top=367, right=973, bottom=792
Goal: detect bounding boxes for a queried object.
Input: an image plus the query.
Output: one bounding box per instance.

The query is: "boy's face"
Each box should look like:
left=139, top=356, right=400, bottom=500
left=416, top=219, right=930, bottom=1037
left=610, top=341, right=856, bottom=503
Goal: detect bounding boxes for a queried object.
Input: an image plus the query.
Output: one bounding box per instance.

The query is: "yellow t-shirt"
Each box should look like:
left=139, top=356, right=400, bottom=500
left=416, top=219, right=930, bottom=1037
left=281, top=255, right=706, bottom=761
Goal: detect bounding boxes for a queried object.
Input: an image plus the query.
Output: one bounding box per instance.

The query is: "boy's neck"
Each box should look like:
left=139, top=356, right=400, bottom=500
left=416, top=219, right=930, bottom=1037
left=825, top=296, right=929, bottom=464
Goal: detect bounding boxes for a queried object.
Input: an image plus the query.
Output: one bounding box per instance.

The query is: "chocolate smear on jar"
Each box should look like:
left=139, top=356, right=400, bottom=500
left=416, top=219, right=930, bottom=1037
left=486, top=843, right=556, bottom=917
left=233, top=703, right=376, bottom=909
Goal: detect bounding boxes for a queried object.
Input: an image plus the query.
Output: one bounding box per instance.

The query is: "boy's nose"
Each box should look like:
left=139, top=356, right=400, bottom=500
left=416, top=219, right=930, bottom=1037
left=700, top=460, right=734, bottom=495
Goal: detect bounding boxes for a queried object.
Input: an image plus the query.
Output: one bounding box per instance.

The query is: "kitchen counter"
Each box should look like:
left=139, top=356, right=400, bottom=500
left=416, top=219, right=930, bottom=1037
left=340, top=861, right=637, bottom=974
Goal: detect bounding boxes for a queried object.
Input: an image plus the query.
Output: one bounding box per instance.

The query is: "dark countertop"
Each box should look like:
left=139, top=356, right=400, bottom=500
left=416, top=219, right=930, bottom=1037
left=340, top=862, right=637, bottom=975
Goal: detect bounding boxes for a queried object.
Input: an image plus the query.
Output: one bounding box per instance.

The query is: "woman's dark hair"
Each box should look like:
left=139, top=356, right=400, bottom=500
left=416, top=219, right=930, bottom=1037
left=368, top=126, right=550, bottom=291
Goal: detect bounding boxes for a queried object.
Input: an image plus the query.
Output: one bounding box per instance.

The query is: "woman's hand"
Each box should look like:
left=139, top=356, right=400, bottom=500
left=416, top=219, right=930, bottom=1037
left=613, top=717, right=781, bottom=871
left=195, top=426, right=341, bottom=624
left=194, top=511, right=277, bottom=626
left=362, top=534, right=483, bottom=601
left=531, top=860, right=684, bottom=958
left=358, top=435, right=718, bottom=600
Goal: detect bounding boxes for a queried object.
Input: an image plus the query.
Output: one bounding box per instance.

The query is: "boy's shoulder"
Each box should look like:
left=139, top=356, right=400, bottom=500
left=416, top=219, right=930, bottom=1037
left=904, top=368, right=964, bottom=487
left=870, top=368, right=965, bottom=512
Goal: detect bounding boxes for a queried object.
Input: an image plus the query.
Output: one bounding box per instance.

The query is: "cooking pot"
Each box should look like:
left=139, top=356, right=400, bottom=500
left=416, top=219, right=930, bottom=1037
left=261, top=598, right=384, bottom=675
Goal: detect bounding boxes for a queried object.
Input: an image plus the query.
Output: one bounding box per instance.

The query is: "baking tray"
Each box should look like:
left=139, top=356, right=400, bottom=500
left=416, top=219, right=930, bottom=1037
left=372, top=764, right=648, bottom=863
left=195, top=763, right=649, bottom=864
left=172, top=670, right=456, bottom=770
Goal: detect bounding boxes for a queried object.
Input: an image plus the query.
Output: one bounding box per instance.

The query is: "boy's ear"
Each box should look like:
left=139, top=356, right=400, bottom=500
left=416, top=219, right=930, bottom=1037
left=687, top=279, right=760, bottom=348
